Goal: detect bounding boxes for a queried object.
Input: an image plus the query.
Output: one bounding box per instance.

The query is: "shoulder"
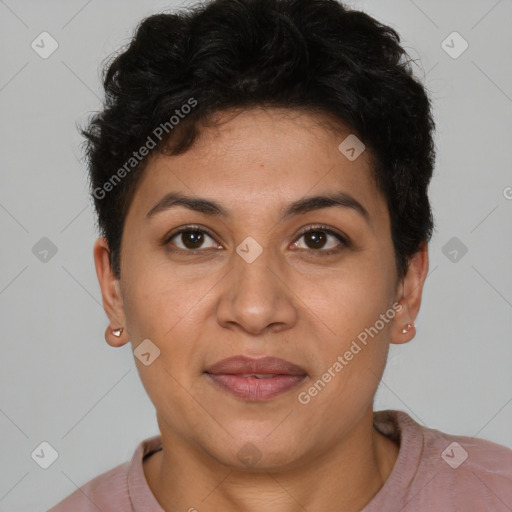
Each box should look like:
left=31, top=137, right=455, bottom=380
left=419, top=416, right=512, bottom=477
left=47, top=435, right=162, bottom=512
left=396, top=410, right=512, bottom=509
left=47, top=460, right=132, bottom=512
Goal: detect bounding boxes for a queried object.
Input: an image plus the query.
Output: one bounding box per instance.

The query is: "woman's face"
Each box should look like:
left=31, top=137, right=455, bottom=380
left=95, top=107, right=425, bottom=470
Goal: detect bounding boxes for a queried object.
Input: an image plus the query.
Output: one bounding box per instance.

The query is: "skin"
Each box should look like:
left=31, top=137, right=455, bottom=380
left=94, top=107, right=428, bottom=512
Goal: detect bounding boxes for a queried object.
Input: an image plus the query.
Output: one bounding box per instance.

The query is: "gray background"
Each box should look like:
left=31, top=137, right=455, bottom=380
left=0, top=0, right=511, bottom=510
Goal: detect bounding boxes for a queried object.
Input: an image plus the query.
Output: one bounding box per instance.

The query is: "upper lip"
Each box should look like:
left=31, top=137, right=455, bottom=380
left=205, top=356, right=307, bottom=376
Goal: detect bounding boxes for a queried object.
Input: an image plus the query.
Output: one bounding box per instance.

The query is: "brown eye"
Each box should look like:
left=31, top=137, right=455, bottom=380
left=303, top=231, right=328, bottom=249
left=166, top=227, right=218, bottom=251
left=293, top=226, right=349, bottom=255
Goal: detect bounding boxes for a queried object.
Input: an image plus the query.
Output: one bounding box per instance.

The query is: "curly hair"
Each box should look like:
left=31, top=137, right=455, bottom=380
left=82, top=0, right=436, bottom=280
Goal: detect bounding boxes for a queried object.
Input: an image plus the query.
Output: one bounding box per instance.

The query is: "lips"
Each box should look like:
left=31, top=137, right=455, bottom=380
left=204, top=356, right=307, bottom=401
left=205, top=355, right=307, bottom=376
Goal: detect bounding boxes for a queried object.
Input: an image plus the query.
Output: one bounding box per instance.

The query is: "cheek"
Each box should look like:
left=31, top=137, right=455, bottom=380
left=298, top=257, right=395, bottom=344
left=298, top=260, right=395, bottom=399
left=121, top=269, right=208, bottom=421
left=122, top=260, right=202, bottom=340
left=121, top=265, right=212, bottom=377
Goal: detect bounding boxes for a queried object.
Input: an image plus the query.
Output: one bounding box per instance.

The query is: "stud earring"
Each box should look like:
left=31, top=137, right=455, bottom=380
left=112, top=327, right=124, bottom=337
left=401, top=322, right=415, bottom=334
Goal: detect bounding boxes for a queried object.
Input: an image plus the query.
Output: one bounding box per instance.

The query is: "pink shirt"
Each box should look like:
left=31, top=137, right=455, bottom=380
left=48, top=410, right=512, bottom=511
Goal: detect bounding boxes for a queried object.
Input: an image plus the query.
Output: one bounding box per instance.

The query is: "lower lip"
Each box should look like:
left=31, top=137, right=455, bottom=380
left=206, top=373, right=306, bottom=401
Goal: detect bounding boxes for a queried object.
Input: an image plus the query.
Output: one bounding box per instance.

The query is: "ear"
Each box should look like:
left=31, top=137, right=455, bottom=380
left=93, top=237, right=129, bottom=347
left=390, top=242, right=429, bottom=345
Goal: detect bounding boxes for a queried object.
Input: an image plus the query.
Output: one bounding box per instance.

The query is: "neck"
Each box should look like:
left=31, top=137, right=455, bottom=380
left=143, top=408, right=399, bottom=512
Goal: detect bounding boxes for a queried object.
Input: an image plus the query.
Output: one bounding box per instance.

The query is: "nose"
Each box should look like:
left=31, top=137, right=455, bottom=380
left=215, top=243, right=298, bottom=336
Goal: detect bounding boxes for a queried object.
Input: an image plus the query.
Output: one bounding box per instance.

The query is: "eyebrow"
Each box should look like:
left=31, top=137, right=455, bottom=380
left=146, top=190, right=370, bottom=224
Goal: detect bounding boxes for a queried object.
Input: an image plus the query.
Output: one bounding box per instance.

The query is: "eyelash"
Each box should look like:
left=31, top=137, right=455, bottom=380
left=163, top=224, right=350, bottom=256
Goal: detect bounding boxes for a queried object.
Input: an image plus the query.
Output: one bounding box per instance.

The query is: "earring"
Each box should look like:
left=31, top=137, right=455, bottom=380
left=401, top=322, right=415, bottom=334
left=112, top=327, right=124, bottom=337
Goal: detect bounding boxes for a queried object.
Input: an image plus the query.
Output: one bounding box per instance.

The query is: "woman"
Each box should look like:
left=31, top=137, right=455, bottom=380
left=49, top=0, right=512, bottom=510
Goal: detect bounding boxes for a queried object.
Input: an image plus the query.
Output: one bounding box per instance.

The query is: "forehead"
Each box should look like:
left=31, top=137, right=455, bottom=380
left=127, top=107, right=388, bottom=226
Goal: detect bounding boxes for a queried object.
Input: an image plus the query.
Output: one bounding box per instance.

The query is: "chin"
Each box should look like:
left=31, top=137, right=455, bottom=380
left=206, top=431, right=304, bottom=471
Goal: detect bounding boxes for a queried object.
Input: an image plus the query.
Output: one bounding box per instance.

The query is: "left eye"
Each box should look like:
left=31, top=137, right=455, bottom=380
left=293, top=228, right=347, bottom=253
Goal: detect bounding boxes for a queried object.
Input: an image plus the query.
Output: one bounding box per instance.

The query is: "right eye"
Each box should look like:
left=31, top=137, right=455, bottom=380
left=165, top=226, right=220, bottom=252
